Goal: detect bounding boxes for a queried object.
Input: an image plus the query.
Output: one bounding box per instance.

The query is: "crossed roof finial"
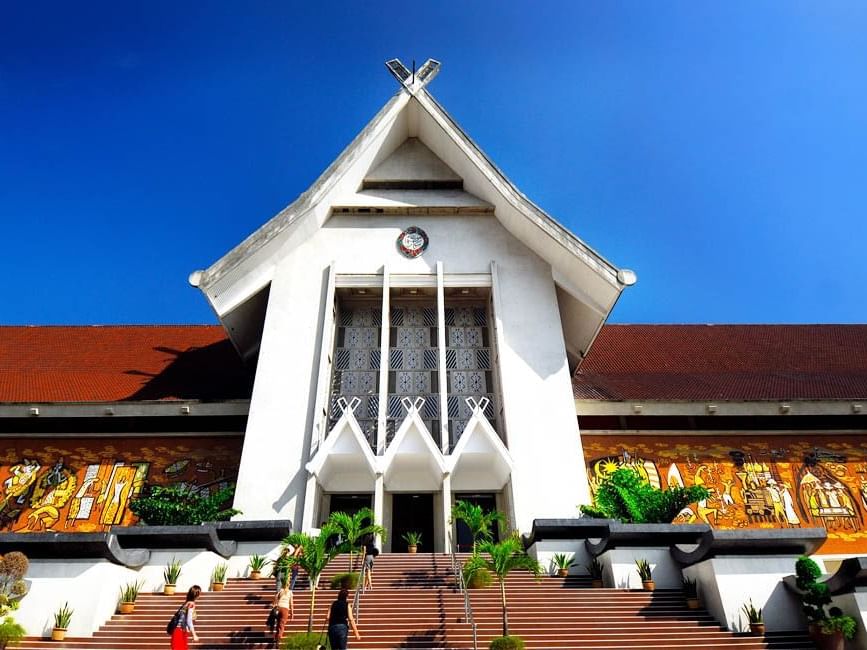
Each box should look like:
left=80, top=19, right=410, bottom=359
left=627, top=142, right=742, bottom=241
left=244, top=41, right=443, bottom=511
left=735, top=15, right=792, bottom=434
left=385, top=58, right=441, bottom=94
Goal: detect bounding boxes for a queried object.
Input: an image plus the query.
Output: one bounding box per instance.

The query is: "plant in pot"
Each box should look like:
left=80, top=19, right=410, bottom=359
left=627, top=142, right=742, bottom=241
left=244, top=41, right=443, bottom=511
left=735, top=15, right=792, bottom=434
left=635, top=559, right=654, bottom=591
left=585, top=559, right=604, bottom=588
left=742, top=599, right=764, bottom=636
left=118, top=580, right=143, bottom=614
left=163, top=558, right=182, bottom=595
left=211, top=563, right=228, bottom=591
left=329, top=572, right=360, bottom=590
left=0, top=615, right=25, bottom=649
left=51, top=602, right=73, bottom=641
left=402, top=531, right=422, bottom=554
left=551, top=553, right=575, bottom=578
left=248, top=554, right=267, bottom=580
left=819, top=607, right=857, bottom=650
left=682, top=577, right=699, bottom=609
left=463, top=554, right=492, bottom=589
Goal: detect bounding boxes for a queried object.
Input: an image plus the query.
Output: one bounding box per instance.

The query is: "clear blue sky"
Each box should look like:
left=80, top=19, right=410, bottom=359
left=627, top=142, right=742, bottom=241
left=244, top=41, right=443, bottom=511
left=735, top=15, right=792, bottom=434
left=2, top=2, right=866, bottom=325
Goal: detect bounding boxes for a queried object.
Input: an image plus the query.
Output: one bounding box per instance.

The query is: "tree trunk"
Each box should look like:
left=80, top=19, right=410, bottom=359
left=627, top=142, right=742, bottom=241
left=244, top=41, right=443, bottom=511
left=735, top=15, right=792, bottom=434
left=307, top=583, right=317, bottom=633
left=500, top=578, right=509, bottom=637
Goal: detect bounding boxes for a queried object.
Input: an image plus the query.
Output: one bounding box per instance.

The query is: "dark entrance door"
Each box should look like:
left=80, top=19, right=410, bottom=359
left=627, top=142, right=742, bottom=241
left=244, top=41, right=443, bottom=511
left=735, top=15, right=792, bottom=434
left=391, top=493, right=434, bottom=553
left=454, top=493, right=499, bottom=552
left=328, top=494, right=372, bottom=519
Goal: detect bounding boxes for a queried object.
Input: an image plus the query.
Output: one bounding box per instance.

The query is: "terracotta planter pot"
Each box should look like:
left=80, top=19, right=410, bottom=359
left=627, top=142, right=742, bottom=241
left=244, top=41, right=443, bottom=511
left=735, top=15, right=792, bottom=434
left=211, top=582, right=225, bottom=592
left=119, top=602, right=135, bottom=614
left=163, top=584, right=176, bottom=596
left=556, top=568, right=568, bottom=578
left=250, top=570, right=261, bottom=580
left=817, top=631, right=845, bottom=650
left=591, top=579, right=603, bottom=589
left=51, top=628, right=67, bottom=641
left=686, top=597, right=700, bottom=609
left=641, top=580, right=655, bottom=591
left=749, top=622, right=765, bottom=636
left=407, top=545, right=417, bottom=554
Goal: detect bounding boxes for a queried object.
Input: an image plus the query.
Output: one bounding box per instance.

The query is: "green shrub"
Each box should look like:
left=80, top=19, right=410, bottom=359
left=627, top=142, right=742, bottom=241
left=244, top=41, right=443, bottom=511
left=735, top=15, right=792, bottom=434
left=821, top=614, right=857, bottom=640
left=580, top=468, right=709, bottom=523
left=489, top=635, right=525, bottom=650
left=795, top=555, right=829, bottom=623
left=282, top=631, right=328, bottom=649
left=329, top=572, right=359, bottom=590
left=466, top=566, right=492, bottom=589
left=0, top=616, right=25, bottom=645
left=129, top=483, right=241, bottom=526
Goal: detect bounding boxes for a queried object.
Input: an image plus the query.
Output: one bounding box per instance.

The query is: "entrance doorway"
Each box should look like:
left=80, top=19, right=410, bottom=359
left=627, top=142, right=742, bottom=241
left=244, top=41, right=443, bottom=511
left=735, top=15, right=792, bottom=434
left=391, top=493, right=434, bottom=553
left=454, top=493, right=499, bottom=552
left=328, top=494, right=372, bottom=520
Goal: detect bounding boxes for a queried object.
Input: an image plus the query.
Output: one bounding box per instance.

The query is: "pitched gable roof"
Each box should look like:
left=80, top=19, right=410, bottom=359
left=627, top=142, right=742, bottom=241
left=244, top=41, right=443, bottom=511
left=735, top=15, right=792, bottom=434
left=573, top=324, right=867, bottom=401
left=0, top=325, right=252, bottom=403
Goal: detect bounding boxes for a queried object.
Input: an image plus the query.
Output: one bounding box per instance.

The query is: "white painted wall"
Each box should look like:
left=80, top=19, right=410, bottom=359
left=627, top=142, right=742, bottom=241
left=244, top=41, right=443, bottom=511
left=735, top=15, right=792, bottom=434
left=598, top=547, right=682, bottom=589
left=233, top=214, right=592, bottom=538
left=527, top=540, right=594, bottom=577
left=682, top=556, right=804, bottom=632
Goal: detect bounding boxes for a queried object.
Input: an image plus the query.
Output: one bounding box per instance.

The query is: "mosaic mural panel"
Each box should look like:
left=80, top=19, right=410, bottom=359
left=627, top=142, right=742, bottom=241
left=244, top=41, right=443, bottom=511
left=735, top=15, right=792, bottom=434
left=0, top=436, right=242, bottom=533
left=582, top=434, right=867, bottom=554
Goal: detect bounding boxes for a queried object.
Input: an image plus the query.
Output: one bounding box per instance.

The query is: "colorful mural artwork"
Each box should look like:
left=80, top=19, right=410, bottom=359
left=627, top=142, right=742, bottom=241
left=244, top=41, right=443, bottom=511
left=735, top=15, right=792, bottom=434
left=582, top=434, right=867, bottom=554
left=0, top=437, right=243, bottom=533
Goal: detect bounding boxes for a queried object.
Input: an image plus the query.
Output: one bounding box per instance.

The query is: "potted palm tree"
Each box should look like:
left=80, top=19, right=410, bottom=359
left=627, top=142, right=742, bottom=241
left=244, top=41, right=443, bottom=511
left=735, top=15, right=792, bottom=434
left=328, top=507, right=386, bottom=571
left=551, top=553, right=575, bottom=578
left=163, top=558, right=182, bottom=595
left=742, top=600, right=764, bottom=636
left=452, top=500, right=505, bottom=555
left=282, top=523, right=343, bottom=633
left=211, top=563, right=228, bottom=591
left=683, top=577, right=699, bottom=609
left=51, top=602, right=73, bottom=641
left=635, top=559, right=654, bottom=591
left=402, top=531, right=422, bottom=554
left=118, top=580, right=143, bottom=614
left=248, top=554, right=267, bottom=579
left=470, top=534, right=542, bottom=649
left=585, top=559, right=604, bottom=588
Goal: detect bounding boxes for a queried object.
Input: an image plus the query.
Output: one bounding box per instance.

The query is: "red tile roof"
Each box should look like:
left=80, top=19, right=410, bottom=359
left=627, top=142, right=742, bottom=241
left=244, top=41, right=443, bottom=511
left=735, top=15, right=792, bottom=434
left=0, top=325, right=252, bottom=403
left=573, top=324, right=867, bottom=401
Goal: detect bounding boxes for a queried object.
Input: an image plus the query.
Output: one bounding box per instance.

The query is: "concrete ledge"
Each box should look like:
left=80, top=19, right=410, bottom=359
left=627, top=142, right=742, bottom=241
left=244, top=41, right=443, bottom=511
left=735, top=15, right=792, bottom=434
left=0, top=532, right=149, bottom=568
left=525, top=518, right=615, bottom=546
left=671, top=527, right=827, bottom=567
left=585, top=522, right=710, bottom=556
left=112, top=525, right=237, bottom=558
left=211, top=520, right=292, bottom=542
left=783, top=556, right=867, bottom=597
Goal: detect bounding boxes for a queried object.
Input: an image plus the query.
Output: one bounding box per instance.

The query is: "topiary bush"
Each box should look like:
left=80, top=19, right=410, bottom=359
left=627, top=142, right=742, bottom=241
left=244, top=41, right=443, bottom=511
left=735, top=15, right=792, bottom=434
left=329, top=572, right=359, bottom=590
left=282, top=631, right=328, bottom=649
left=129, top=483, right=241, bottom=525
left=580, top=468, right=709, bottom=523
left=489, top=635, right=525, bottom=650
left=795, top=555, right=830, bottom=624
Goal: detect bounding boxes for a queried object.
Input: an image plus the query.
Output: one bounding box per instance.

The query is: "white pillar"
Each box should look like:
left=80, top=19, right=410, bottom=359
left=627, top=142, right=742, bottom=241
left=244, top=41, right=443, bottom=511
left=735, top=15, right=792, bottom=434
left=301, top=474, right=318, bottom=533
left=373, top=474, right=384, bottom=547
left=375, top=267, right=391, bottom=455
left=436, top=261, right=449, bottom=452
left=442, top=473, right=452, bottom=553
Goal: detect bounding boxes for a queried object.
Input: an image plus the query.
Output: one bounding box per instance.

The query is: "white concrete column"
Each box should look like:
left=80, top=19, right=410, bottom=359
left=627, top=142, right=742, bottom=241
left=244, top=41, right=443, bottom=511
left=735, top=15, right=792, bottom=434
left=373, top=474, right=384, bottom=547
left=309, top=263, right=337, bottom=454
left=436, top=261, right=449, bottom=452
left=375, top=267, right=390, bottom=454
left=300, top=473, right=318, bottom=533
left=442, top=473, right=452, bottom=553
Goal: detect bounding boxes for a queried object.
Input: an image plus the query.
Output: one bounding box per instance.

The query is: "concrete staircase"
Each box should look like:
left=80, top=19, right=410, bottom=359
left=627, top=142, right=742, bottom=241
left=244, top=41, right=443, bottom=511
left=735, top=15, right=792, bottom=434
left=17, top=552, right=814, bottom=649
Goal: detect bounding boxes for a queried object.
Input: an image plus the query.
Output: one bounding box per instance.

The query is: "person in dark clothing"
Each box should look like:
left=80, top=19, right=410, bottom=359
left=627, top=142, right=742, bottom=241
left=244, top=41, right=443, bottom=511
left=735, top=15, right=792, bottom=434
left=327, top=588, right=361, bottom=649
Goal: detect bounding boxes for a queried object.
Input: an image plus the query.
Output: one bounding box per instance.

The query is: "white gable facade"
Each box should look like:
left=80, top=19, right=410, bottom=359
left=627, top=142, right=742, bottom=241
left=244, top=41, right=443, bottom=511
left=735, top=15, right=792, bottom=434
left=193, top=61, right=635, bottom=551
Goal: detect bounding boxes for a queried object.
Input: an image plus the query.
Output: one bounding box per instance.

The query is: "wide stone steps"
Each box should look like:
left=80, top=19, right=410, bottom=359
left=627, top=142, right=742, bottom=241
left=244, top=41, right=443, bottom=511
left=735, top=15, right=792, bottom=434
left=17, top=553, right=815, bottom=649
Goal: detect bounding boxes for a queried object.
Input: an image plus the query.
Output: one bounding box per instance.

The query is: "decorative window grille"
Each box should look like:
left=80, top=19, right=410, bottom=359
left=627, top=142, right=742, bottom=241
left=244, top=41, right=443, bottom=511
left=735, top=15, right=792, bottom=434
left=328, top=305, right=381, bottom=450
left=445, top=304, right=498, bottom=449
left=387, top=304, right=440, bottom=447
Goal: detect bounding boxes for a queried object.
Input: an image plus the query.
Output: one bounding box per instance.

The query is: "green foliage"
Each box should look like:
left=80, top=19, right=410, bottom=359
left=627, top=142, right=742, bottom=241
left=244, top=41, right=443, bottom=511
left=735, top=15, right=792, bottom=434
left=489, top=635, right=525, bottom=650
left=452, top=501, right=506, bottom=554
left=0, top=616, right=25, bottom=644
left=284, top=524, right=344, bottom=633
left=248, top=554, right=267, bottom=572
left=329, top=572, right=359, bottom=590
left=580, top=468, right=710, bottom=524
left=477, top=534, right=542, bottom=637
left=742, top=599, right=763, bottom=623
left=211, top=563, right=228, bottom=584
left=401, top=531, right=422, bottom=546
left=682, top=577, right=697, bottom=598
left=584, top=559, right=603, bottom=580
left=635, top=559, right=653, bottom=581
left=0, top=552, right=28, bottom=620
left=129, top=483, right=241, bottom=526
left=821, top=614, right=857, bottom=639
left=551, top=553, right=575, bottom=571
left=282, top=631, right=329, bottom=649
left=328, top=507, right=386, bottom=571
left=163, top=558, right=182, bottom=585
left=795, top=555, right=829, bottom=623
left=119, top=580, right=143, bottom=603
left=466, top=567, right=492, bottom=589
left=53, top=602, right=73, bottom=629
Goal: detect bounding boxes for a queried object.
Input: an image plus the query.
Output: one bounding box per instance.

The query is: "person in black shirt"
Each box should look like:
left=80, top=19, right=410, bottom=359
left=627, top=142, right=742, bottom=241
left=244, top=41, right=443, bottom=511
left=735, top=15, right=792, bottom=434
left=327, top=588, right=361, bottom=649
